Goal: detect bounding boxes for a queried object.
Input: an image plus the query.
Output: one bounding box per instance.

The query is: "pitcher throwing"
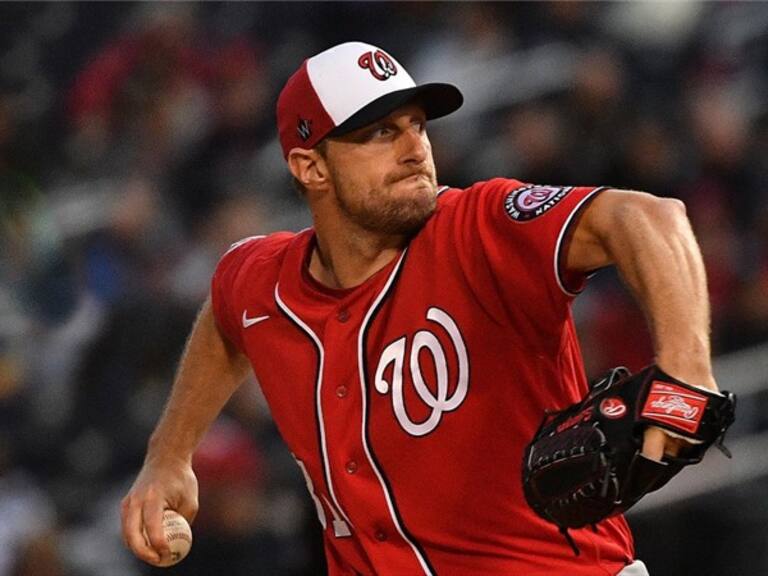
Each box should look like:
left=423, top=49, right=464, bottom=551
left=121, top=42, right=728, bottom=575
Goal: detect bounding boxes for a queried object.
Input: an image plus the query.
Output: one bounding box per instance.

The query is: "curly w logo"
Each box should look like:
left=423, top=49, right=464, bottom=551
left=373, top=308, right=469, bottom=436
left=358, top=50, right=398, bottom=81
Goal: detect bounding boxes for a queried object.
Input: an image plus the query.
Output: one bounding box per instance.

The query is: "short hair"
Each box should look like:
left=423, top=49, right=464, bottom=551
left=292, top=140, right=328, bottom=197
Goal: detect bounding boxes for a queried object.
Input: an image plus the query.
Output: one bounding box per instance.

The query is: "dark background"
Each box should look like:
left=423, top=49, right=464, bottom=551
left=1, top=3, right=766, bottom=575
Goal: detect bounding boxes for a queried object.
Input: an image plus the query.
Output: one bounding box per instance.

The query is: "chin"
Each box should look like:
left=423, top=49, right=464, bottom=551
left=401, top=178, right=438, bottom=213
left=384, top=195, right=436, bottom=235
left=338, top=176, right=438, bottom=235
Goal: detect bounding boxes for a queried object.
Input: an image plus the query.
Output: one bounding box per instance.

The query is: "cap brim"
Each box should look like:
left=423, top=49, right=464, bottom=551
left=327, top=83, right=463, bottom=138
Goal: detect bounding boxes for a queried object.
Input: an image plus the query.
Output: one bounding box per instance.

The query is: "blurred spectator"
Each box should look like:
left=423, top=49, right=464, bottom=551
left=176, top=418, right=277, bottom=575
left=563, top=46, right=628, bottom=185
left=66, top=5, right=212, bottom=178
left=573, top=272, right=655, bottom=377
left=0, top=431, right=61, bottom=576
left=506, top=103, right=573, bottom=184
left=62, top=292, right=194, bottom=486
left=610, top=115, right=684, bottom=195
left=11, top=532, right=67, bottom=576
left=170, top=38, right=273, bottom=235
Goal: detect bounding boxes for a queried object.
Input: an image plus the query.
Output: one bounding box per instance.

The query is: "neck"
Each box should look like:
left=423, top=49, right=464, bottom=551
left=309, top=220, right=407, bottom=289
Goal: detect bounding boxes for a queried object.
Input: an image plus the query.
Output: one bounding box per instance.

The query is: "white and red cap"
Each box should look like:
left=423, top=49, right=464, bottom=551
left=276, top=41, right=463, bottom=159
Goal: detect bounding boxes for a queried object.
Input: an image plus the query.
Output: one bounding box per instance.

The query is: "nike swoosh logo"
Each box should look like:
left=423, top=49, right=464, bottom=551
left=242, top=311, right=270, bottom=328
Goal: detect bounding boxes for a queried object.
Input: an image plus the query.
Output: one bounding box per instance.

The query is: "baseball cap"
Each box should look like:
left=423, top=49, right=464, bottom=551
left=276, top=41, right=463, bottom=159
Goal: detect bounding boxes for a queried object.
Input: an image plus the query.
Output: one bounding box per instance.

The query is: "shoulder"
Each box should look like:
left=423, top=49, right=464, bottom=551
left=214, top=230, right=305, bottom=285
left=211, top=230, right=306, bottom=318
left=221, top=230, right=298, bottom=260
left=432, top=178, right=526, bottom=220
left=436, top=178, right=525, bottom=203
left=218, top=230, right=305, bottom=269
left=419, top=178, right=527, bottom=249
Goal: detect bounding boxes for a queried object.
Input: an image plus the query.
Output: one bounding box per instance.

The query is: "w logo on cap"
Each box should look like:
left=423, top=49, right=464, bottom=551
left=358, top=50, right=397, bottom=81
left=297, top=117, right=312, bottom=141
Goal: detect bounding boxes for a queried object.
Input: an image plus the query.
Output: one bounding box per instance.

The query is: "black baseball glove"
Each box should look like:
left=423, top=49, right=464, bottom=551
left=522, top=365, right=735, bottom=554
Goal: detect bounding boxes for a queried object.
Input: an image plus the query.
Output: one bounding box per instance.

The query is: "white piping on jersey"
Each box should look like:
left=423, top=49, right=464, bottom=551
left=274, top=283, right=354, bottom=531
left=436, top=185, right=449, bottom=196
left=294, top=457, right=327, bottom=530
left=356, top=249, right=435, bottom=576
left=223, top=235, right=266, bottom=256
left=553, top=187, right=607, bottom=297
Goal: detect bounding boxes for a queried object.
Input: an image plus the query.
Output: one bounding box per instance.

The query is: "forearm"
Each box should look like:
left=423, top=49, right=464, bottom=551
left=600, top=193, right=716, bottom=389
left=146, top=298, right=251, bottom=464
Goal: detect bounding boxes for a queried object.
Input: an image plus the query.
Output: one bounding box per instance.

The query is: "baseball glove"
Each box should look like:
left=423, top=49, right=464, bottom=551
left=522, top=365, right=735, bottom=554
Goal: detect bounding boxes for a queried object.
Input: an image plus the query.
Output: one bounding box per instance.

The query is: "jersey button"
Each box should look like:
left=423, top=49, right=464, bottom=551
left=336, top=385, right=348, bottom=398
left=337, top=308, right=350, bottom=322
left=345, top=460, right=358, bottom=474
left=374, top=529, right=388, bottom=542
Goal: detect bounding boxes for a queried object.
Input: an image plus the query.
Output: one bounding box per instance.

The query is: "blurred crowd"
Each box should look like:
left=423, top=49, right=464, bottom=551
left=0, top=3, right=766, bottom=575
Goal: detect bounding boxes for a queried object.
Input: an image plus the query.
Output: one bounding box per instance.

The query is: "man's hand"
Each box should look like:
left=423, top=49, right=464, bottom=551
left=641, top=425, right=687, bottom=461
left=642, top=364, right=719, bottom=462
left=120, top=457, right=199, bottom=566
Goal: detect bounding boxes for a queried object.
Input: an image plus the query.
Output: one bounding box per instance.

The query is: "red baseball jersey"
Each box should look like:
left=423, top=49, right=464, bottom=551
left=211, top=178, right=635, bottom=575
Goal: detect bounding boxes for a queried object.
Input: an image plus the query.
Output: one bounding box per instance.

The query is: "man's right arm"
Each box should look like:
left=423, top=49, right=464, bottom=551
left=120, top=297, right=252, bottom=566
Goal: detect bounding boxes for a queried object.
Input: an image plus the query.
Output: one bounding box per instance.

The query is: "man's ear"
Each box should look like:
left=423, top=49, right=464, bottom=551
left=287, top=147, right=329, bottom=192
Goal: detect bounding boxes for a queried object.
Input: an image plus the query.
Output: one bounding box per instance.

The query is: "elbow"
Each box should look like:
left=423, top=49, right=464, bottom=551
left=618, top=193, right=690, bottom=236
left=663, top=197, right=687, bottom=218
left=647, top=196, right=690, bottom=235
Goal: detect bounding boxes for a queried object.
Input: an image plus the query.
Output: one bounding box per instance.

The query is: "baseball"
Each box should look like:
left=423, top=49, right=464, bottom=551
left=149, top=510, right=193, bottom=567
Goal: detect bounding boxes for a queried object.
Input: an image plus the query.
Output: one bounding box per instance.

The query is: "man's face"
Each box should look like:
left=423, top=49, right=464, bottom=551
left=322, top=103, right=438, bottom=236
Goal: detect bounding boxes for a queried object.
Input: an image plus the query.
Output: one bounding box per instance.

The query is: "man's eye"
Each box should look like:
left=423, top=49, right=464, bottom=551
left=372, top=127, right=392, bottom=138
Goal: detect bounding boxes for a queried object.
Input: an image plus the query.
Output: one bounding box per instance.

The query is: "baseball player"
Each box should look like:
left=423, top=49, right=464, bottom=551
left=121, top=42, right=720, bottom=575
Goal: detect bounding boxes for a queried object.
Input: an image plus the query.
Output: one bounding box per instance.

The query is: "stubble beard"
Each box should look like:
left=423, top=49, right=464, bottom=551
left=334, top=170, right=439, bottom=237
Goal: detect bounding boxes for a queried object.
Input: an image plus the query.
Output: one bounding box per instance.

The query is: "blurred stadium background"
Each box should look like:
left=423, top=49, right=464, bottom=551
left=0, top=2, right=766, bottom=575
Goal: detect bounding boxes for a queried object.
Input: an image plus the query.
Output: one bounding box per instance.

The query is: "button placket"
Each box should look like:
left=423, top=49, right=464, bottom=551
left=337, top=308, right=350, bottom=322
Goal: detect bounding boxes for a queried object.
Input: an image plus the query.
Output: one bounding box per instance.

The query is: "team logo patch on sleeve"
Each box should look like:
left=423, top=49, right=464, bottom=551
left=504, top=185, right=572, bottom=221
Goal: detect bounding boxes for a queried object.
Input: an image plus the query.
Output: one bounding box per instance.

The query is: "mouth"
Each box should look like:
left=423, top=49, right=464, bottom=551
left=396, top=173, right=430, bottom=184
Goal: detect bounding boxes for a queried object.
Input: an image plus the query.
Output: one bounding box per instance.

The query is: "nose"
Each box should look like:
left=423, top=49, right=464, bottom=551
left=398, top=126, right=429, bottom=165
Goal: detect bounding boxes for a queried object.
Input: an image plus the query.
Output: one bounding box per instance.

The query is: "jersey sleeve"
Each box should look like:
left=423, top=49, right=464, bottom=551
left=210, top=236, right=265, bottom=352
left=458, top=178, right=607, bottom=309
